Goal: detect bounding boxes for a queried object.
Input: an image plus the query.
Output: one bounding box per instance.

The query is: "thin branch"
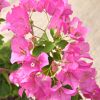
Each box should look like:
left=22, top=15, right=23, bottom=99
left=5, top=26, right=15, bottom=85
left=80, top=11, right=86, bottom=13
left=31, top=21, right=34, bottom=34
left=44, top=10, right=50, bottom=22
left=34, top=35, right=41, bottom=39
left=0, top=68, right=12, bottom=73
left=44, top=10, right=51, bottom=31
left=33, top=25, right=45, bottom=32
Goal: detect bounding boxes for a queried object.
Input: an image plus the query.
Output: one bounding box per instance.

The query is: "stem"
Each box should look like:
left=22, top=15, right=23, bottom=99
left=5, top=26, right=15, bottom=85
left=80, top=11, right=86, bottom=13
left=0, top=68, right=12, bottom=73
left=31, top=22, right=34, bottom=34
left=30, top=12, right=34, bottom=35
left=33, top=25, right=45, bottom=32
left=46, top=67, right=51, bottom=76
left=34, top=35, right=41, bottom=39
left=44, top=11, right=50, bottom=31
left=44, top=11, right=50, bottom=22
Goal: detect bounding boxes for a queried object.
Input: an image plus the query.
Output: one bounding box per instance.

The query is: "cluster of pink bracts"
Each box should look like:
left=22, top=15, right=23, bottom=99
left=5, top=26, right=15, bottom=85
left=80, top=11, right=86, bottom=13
left=1, top=0, right=100, bottom=100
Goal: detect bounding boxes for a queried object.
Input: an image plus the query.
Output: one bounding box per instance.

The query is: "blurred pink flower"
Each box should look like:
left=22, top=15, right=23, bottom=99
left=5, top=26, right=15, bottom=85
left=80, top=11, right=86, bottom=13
left=48, top=4, right=72, bottom=34
left=9, top=52, right=49, bottom=84
left=0, top=0, right=10, bottom=11
left=6, top=6, right=31, bottom=36
left=20, top=0, right=35, bottom=11
left=48, top=82, right=72, bottom=100
left=68, top=17, right=89, bottom=40
left=10, top=36, right=31, bottom=63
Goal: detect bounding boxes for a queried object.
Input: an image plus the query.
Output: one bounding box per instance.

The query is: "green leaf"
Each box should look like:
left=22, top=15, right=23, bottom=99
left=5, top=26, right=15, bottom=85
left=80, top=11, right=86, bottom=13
left=53, top=52, right=61, bottom=61
left=0, top=42, right=11, bottom=69
left=32, top=41, right=55, bottom=56
left=21, top=92, right=28, bottom=100
left=71, top=94, right=82, bottom=100
left=0, top=41, right=3, bottom=48
left=11, top=63, right=20, bottom=71
left=42, top=65, right=55, bottom=77
left=0, top=35, right=4, bottom=47
left=63, top=84, right=73, bottom=90
left=42, top=65, right=57, bottom=87
left=0, top=35, right=4, bottom=40
left=0, top=81, right=11, bottom=98
left=0, top=58, right=5, bottom=67
left=10, top=84, right=19, bottom=97
left=2, top=72, right=11, bottom=85
left=43, top=41, right=55, bottom=53
left=41, top=33, right=49, bottom=41
left=54, top=37, right=62, bottom=44
left=57, top=40, right=68, bottom=49
left=0, top=74, right=11, bottom=98
left=51, top=77, right=58, bottom=87
left=42, top=65, right=51, bottom=76
left=32, top=46, right=44, bottom=56
left=37, top=33, right=49, bottom=45
left=48, top=55, right=53, bottom=64
left=0, top=18, right=5, bottom=24
left=50, top=29, right=55, bottom=37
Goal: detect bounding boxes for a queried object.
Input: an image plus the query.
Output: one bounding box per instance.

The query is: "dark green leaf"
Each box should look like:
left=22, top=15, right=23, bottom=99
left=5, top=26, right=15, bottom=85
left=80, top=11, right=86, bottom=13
left=54, top=37, right=62, bottom=44
left=11, top=63, right=20, bottom=71
left=10, top=84, right=19, bottom=97
left=42, top=65, right=51, bottom=75
left=51, top=77, right=58, bottom=87
left=43, top=41, right=55, bottom=53
left=0, top=58, right=5, bottom=67
left=0, top=35, right=4, bottom=47
left=2, top=72, right=11, bottom=85
left=0, top=35, right=4, bottom=40
left=0, top=81, right=11, bottom=98
left=53, top=52, right=61, bottom=61
left=63, top=84, right=73, bottom=90
left=50, top=29, right=55, bottom=37
left=42, top=65, right=55, bottom=77
left=0, top=41, right=3, bottom=48
left=48, top=55, right=53, bottom=64
left=32, top=41, right=55, bottom=56
left=71, top=94, right=83, bottom=100
left=57, top=40, right=68, bottom=49
left=21, top=92, right=28, bottom=100
left=37, top=33, right=49, bottom=46
left=32, top=46, right=44, bottom=56
left=0, top=42, right=11, bottom=69
left=40, top=33, right=49, bottom=41
left=0, top=74, right=11, bottom=98
left=0, top=18, right=5, bottom=24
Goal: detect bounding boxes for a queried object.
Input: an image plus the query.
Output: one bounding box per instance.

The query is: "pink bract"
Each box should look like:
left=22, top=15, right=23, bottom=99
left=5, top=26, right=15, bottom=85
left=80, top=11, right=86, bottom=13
left=6, top=6, right=31, bottom=36
left=0, top=0, right=10, bottom=11
left=10, top=36, right=31, bottom=63
left=68, top=17, right=89, bottom=40
left=20, top=0, right=35, bottom=11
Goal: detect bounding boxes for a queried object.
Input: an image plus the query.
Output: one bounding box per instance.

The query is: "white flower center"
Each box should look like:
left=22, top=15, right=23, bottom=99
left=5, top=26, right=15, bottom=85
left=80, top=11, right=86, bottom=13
left=31, top=62, right=35, bottom=67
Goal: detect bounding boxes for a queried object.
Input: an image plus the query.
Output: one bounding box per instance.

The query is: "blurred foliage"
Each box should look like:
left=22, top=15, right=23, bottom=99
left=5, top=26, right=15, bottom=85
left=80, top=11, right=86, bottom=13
left=0, top=35, right=28, bottom=100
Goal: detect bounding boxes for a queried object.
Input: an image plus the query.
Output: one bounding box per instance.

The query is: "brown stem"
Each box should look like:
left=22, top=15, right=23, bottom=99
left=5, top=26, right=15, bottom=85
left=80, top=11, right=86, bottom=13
left=33, top=25, right=45, bottom=32
left=0, top=68, right=12, bottom=73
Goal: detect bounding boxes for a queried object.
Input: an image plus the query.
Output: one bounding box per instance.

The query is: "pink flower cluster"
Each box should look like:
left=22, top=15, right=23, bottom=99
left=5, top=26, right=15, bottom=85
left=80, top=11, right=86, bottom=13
left=5, top=0, right=100, bottom=100
left=0, top=0, right=9, bottom=12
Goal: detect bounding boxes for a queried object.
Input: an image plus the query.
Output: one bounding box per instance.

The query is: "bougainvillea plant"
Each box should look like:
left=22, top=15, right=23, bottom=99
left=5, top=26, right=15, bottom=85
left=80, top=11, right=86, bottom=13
left=0, top=0, right=100, bottom=100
